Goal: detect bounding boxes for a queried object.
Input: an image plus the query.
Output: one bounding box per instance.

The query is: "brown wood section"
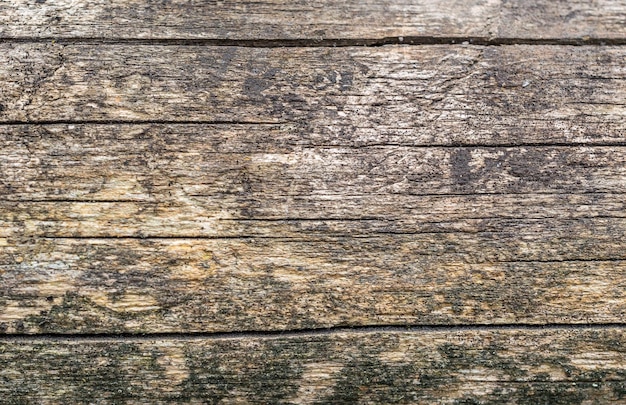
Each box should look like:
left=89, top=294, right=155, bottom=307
left=1, top=44, right=625, bottom=335
left=1, top=1, right=625, bottom=41
left=2, top=124, right=626, bottom=201
left=2, top=236, right=626, bottom=333
left=3, top=194, right=626, bottom=237
left=2, top=0, right=626, bottom=403
left=0, top=329, right=625, bottom=403
left=1, top=45, right=625, bottom=124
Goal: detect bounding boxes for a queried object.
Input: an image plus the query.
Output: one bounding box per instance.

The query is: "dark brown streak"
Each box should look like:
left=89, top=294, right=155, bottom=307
left=0, top=36, right=625, bottom=47
left=1, top=323, right=626, bottom=342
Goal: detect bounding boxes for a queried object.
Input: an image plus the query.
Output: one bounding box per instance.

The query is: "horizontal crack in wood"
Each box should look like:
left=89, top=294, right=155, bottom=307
left=1, top=37, right=626, bottom=47
left=2, top=323, right=626, bottom=342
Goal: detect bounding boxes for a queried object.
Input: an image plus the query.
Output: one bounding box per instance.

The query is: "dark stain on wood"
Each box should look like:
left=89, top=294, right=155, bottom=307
left=1, top=329, right=625, bottom=403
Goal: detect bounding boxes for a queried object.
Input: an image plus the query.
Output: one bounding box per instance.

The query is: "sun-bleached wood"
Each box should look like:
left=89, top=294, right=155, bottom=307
left=0, top=46, right=625, bottom=333
left=2, top=194, right=626, bottom=237
left=0, top=1, right=625, bottom=41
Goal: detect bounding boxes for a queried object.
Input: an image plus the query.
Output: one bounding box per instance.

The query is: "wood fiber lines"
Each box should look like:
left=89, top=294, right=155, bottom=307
left=1, top=1, right=626, bottom=403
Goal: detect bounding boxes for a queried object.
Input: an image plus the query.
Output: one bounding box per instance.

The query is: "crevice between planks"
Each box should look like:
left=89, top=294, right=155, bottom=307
left=1, top=323, right=626, bottom=342
left=1, top=36, right=626, bottom=47
left=10, top=191, right=626, bottom=203
left=3, top=124, right=626, bottom=148
left=0, top=120, right=284, bottom=126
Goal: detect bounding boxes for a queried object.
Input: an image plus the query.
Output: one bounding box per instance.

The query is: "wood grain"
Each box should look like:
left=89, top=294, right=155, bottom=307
left=1, top=1, right=625, bottom=41
left=2, top=194, right=626, bottom=237
left=499, top=0, right=626, bottom=41
left=3, top=0, right=626, bottom=402
left=1, top=329, right=625, bottom=403
left=1, top=46, right=625, bottom=333
left=2, top=124, right=626, bottom=202
left=1, top=45, right=625, bottom=125
left=1, top=235, right=625, bottom=333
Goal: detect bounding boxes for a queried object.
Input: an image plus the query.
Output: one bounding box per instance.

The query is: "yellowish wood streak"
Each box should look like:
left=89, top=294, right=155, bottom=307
left=0, top=237, right=624, bottom=333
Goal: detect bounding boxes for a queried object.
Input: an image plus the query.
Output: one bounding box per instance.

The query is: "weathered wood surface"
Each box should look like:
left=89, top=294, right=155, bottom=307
left=0, top=44, right=624, bottom=333
left=3, top=194, right=626, bottom=237
left=1, top=124, right=626, bottom=332
left=2, top=124, right=626, bottom=201
left=0, top=329, right=625, bottom=404
left=1, top=236, right=625, bottom=333
left=2, top=0, right=626, bottom=402
left=1, top=0, right=625, bottom=41
left=1, top=45, right=626, bottom=124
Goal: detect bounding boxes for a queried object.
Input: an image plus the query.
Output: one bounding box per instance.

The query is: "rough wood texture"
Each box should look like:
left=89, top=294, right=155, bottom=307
left=1, top=45, right=625, bottom=124
left=1, top=124, right=626, bottom=332
left=1, top=0, right=625, bottom=41
left=499, top=0, right=626, bottom=41
left=3, top=194, right=626, bottom=237
left=2, top=124, right=626, bottom=201
left=1, top=236, right=625, bottom=333
left=3, top=1, right=626, bottom=402
left=1, top=329, right=625, bottom=404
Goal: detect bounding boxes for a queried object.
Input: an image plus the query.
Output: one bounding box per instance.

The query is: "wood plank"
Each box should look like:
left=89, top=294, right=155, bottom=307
left=499, top=0, right=626, bottom=41
left=3, top=4, right=625, bottom=404
left=0, top=329, right=624, bottom=403
left=1, top=45, right=625, bottom=125
left=2, top=195, right=626, bottom=237
left=3, top=128, right=626, bottom=331
left=0, top=100, right=625, bottom=332
left=2, top=124, right=626, bottom=201
left=1, top=1, right=625, bottom=41
left=0, top=0, right=499, bottom=40
left=1, top=235, right=625, bottom=333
